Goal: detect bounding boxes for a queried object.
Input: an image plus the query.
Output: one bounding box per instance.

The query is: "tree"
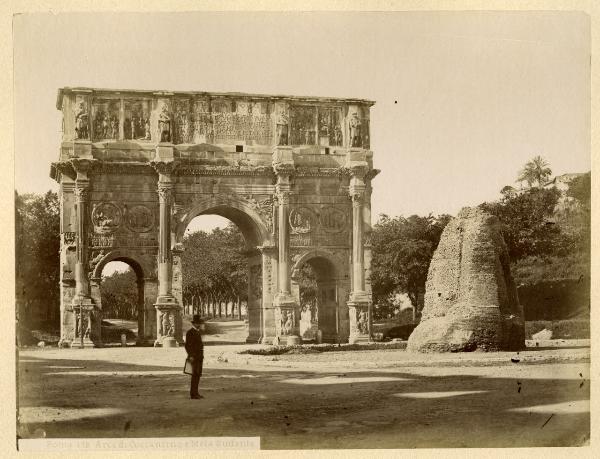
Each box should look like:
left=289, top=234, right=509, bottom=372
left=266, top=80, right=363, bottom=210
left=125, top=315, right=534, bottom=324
left=480, top=187, right=566, bottom=261
left=15, top=191, right=60, bottom=328
left=101, top=269, right=139, bottom=319
left=517, top=155, right=552, bottom=188
left=566, top=172, right=591, bottom=209
left=370, top=213, right=451, bottom=320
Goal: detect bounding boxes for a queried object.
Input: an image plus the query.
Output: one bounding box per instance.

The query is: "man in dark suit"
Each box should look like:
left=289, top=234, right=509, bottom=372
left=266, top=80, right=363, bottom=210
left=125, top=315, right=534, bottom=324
left=185, top=315, right=205, bottom=399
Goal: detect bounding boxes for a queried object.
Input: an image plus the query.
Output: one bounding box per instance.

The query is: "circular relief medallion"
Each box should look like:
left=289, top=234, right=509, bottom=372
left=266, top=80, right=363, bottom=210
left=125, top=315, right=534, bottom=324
left=126, top=204, right=154, bottom=233
left=92, top=202, right=122, bottom=234
left=289, top=208, right=313, bottom=234
left=320, top=207, right=347, bottom=233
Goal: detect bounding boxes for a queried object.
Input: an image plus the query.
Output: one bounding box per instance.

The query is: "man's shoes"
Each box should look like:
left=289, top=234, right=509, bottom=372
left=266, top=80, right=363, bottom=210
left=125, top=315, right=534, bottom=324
left=191, top=394, right=204, bottom=399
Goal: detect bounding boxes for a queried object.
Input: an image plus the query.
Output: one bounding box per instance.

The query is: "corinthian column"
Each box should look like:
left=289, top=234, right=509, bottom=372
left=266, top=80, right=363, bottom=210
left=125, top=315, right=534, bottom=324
left=151, top=161, right=182, bottom=347
left=347, top=161, right=372, bottom=343
left=272, top=146, right=302, bottom=345
left=71, top=159, right=97, bottom=348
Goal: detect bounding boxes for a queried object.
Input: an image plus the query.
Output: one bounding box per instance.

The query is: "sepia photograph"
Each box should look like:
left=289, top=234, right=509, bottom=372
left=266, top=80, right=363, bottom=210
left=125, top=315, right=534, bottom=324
left=11, top=6, right=592, bottom=452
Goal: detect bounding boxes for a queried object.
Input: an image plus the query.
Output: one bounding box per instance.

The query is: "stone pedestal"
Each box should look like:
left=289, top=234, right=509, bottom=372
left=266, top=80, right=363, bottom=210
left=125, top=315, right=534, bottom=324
left=274, top=294, right=302, bottom=345
left=71, top=297, right=97, bottom=348
left=154, top=303, right=182, bottom=347
left=348, top=297, right=371, bottom=344
left=162, top=337, right=177, bottom=348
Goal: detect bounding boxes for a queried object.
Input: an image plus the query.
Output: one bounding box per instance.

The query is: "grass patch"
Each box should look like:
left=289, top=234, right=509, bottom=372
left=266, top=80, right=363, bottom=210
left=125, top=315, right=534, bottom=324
left=525, top=319, right=589, bottom=339
left=239, top=341, right=408, bottom=356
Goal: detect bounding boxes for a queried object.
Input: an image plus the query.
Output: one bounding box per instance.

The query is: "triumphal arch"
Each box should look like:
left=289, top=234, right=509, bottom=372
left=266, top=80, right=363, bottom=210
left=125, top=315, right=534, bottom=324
left=51, top=87, right=378, bottom=347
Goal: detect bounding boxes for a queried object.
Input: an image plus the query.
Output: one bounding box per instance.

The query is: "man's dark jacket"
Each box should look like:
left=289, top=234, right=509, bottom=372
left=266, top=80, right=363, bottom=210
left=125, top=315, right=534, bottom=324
left=185, top=327, right=204, bottom=373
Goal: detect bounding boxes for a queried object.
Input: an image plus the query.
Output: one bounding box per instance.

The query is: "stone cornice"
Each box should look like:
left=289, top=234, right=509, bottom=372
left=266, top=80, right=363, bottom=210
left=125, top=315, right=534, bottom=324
left=57, top=87, right=376, bottom=108
left=50, top=161, right=76, bottom=182
left=90, top=161, right=155, bottom=176
left=364, top=169, right=381, bottom=181
left=175, top=164, right=275, bottom=177
left=52, top=160, right=365, bottom=180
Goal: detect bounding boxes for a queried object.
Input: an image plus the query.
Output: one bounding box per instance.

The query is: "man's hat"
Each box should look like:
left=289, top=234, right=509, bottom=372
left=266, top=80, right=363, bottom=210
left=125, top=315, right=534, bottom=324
left=191, top=315, right=204, bottom=325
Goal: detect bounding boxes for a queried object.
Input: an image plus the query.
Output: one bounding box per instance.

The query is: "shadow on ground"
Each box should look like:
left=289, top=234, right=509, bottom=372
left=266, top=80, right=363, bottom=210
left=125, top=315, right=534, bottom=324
left=17, top=352, right=589, bottom=449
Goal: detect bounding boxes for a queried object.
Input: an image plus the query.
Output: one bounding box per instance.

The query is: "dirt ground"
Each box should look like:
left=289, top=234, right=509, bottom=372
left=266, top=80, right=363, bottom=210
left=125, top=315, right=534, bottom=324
left=17, top=320, right=590, bottom=449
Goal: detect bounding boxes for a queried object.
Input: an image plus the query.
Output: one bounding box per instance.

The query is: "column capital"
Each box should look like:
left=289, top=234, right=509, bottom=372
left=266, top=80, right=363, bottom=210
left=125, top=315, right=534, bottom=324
left=74, top=180, right=91, bottom=201
left=349, top=179, right=366, bottom=202
left=349, top=191, right=364, bottom=205
left=157, top=181, right=173, bottom=200
left=275, top=189, right=291, bottom=205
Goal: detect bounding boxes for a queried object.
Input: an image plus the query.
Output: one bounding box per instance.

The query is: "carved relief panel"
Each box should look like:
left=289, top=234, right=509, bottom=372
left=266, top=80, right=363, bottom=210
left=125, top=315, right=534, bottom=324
left=289, top=207, right=314, bottom=234
left=92, top=99, right=120, bottom=141
left=173, top=99, right=192, bottom=144
left=124, top=204, right=155, bottom=233
left=276, top=307, right=296, bottom=336
left=289, top=203, right=350, bottom=247
left=91, top=202, right=122, bottom=234
left=191, top=98, right=213, bottom=144
left=289, top=105, right=317, bottom=145
left=318, top=107, right=343, bottom=147
left=124, top=99, right=152, bottom=141
left=249, top=264, right=263, bottom=300
left=319, top=206, right=347, bottom=233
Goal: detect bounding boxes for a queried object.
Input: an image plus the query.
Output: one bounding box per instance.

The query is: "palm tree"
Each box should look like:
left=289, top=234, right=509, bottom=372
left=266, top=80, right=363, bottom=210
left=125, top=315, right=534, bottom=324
left=517, top=156, right=552, bottom=188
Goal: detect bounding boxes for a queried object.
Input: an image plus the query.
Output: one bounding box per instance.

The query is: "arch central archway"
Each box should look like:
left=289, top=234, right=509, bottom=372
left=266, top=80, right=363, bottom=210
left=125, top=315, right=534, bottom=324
left=173, top=196, right=276, bottom=343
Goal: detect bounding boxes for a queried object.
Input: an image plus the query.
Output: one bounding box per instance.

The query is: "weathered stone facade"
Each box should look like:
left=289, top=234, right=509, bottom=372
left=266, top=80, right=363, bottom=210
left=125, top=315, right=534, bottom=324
left=51, top=87, right=378, bottom=347
left=407, top=207, right=525, bottom=352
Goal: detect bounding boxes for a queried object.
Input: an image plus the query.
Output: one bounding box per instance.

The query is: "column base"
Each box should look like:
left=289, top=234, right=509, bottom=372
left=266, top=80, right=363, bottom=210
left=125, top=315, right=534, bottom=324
left=348, top=334, right=371, bottom=344
left=155, top=295, right=179, bottom=307
left=286, top=335, right=303, bottom=345
left=349, top=291, right=371, bottom=304
left=273, top=292, right=297, bottom=308
left=259, top=335, right=276, bottom=345
left=71, top=337, right=95, bottom=348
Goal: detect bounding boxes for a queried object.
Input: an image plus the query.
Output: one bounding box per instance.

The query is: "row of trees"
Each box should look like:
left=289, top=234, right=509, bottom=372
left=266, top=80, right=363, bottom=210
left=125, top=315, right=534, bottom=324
left=181, top=226, right=248, bottom=318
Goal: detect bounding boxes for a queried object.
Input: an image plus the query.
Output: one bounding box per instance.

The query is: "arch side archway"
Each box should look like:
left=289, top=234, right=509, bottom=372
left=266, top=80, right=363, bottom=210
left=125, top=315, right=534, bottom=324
left=90, top=250, right=157, bottom=345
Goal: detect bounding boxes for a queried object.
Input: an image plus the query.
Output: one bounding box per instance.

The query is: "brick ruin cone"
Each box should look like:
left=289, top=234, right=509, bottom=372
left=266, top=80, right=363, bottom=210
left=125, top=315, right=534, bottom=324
left=407, top=207, right=525, bottom=352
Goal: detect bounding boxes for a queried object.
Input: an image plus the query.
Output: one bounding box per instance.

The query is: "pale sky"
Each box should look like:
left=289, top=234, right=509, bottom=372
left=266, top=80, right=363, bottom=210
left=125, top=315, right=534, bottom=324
left=14, top=11, right=590, bottom=225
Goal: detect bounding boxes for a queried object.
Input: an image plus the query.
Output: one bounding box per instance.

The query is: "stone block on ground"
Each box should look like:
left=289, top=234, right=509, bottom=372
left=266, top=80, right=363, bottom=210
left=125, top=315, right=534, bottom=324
left=532, top=328, right=553, bottom=340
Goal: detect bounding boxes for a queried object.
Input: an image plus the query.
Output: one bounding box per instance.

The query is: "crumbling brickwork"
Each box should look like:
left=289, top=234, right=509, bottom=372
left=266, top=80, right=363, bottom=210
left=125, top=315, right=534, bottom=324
left=407, top=207, right=525, bottom=352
